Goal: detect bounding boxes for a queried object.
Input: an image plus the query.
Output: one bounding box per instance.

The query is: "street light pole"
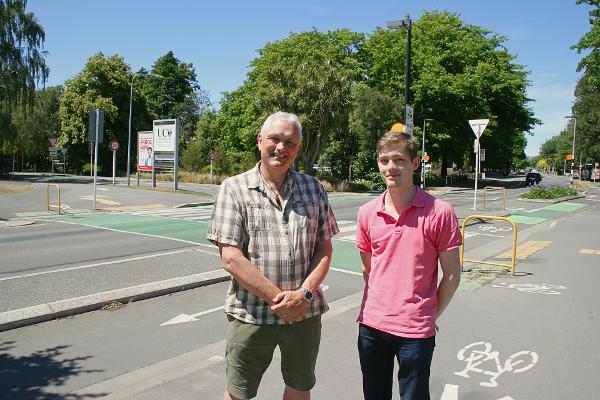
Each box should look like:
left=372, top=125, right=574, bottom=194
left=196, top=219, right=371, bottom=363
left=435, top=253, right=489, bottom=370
left=387, top=17, right=412, bottom=130
left=565, top=115, right=576, bottom=185
left=127, top=73, right=163, bottom=186
left=421, top=118, right=433, bottom=189
left=127, top=74, right=135, bottom=186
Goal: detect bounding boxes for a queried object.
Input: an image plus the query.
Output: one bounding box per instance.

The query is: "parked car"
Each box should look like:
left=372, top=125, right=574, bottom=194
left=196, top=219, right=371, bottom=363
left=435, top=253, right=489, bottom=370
left=525, top=172, right=542, bottom=186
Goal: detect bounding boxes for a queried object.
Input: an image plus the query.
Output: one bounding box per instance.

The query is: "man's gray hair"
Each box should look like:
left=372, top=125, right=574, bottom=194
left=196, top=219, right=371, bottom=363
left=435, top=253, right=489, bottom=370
left=260, top=111, right=303, bottom=142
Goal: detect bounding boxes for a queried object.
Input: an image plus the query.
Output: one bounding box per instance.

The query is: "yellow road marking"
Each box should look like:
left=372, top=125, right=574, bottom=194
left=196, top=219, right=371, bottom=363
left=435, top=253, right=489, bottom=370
left=80, top=195, right=121, bottom=206
left=495, top=240, right=552, bottom=260
left=579, top=249, right=600, bottom=255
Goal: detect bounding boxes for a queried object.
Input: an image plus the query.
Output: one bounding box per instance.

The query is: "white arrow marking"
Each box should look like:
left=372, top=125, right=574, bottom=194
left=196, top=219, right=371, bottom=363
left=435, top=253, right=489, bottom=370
left=161, top=305, right=225, bottom=326
left=161, top=285, right=331, bottom=326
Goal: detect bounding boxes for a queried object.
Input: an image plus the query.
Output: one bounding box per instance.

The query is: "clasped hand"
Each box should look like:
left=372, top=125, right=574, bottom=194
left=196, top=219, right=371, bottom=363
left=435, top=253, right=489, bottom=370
left=271, top=290, right=306, bottom=322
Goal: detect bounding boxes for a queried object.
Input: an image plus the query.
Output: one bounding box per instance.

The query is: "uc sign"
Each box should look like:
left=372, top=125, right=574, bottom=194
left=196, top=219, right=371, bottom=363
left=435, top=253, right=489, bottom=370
left=156, top=128, right=172, bottom=138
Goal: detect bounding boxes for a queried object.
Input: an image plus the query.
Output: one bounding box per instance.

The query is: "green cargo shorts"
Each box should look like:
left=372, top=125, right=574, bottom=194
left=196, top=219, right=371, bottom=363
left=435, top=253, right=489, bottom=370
left=225, top=315, right=322, bottom=399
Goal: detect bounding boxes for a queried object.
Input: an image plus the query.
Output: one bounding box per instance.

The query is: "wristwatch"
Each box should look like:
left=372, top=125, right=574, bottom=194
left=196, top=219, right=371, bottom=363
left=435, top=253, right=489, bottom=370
left=297, top=287, right=313, bottom=303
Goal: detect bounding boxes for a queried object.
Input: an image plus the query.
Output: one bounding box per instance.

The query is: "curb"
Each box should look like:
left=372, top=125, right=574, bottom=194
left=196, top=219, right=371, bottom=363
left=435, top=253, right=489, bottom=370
left=0, top=270, right=230, bottom=332
left=174, top=201, right=214, bottom=208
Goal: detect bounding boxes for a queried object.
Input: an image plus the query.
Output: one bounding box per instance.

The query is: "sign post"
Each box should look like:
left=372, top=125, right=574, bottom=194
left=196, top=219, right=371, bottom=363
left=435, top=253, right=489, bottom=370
left=468, top=119, right=489, bottom=211
left=152, top=119, right=179, bottom=190
left=61, top=147, right=68, bottom=175
left=109, top=140, right=120, bottom=186
left=208, top=150, right=215, bottom=184
left=89, top=109, right=105, bottom=210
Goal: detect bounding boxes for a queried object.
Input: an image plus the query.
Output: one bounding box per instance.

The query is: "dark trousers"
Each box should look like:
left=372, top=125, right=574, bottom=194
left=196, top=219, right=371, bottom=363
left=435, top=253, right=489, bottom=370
left=357, top=324, right=436, bottom=400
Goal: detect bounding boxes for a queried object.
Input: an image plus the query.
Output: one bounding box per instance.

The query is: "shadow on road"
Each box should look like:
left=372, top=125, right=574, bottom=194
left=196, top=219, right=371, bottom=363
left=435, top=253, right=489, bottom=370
left=0, top=340, right=106, bottom=399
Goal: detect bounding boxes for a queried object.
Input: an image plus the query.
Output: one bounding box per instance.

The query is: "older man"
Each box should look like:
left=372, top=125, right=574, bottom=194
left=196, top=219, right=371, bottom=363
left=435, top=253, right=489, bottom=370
left=207, top=111, right=339, bottom=400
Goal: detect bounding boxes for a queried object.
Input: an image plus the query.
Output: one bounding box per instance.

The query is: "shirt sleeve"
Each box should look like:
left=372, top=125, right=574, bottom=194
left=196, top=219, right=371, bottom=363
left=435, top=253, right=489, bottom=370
left=355, top=206, right=372, bottom=254
left=206, top=181, right=246, bottom=248
left=434, top=203, right=463, bottom=254
left=316, top=184, right=339, bottom=242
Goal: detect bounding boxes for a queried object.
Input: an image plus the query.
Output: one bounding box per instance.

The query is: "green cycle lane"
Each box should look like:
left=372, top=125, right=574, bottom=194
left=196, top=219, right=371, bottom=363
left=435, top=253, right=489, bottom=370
left=506, top=202, right=586, bottom=225
left=36, top=213, right=364, bottom=274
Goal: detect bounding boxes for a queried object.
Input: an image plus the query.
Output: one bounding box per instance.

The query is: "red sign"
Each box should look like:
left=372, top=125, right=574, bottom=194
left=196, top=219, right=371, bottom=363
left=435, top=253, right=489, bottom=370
left=109, top=140, right=120, bottom=151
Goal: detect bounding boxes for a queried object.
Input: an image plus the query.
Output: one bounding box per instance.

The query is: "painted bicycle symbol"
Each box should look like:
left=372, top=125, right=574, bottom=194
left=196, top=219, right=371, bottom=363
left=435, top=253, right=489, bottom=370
left=478, top=225, right=511, bottom=233
left=454, top=342, right=538, bottom=387
left=491, top=282, right=566, bottom=295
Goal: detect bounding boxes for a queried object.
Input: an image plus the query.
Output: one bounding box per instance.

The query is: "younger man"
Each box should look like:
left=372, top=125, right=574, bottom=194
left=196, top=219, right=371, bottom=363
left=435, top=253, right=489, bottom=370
left=355, top=131, right=462, bottom=400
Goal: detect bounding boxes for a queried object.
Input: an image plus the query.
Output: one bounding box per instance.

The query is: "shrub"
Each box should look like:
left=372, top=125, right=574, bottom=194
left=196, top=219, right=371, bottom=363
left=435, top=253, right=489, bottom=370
left=520, top=184, right=578, bottom=199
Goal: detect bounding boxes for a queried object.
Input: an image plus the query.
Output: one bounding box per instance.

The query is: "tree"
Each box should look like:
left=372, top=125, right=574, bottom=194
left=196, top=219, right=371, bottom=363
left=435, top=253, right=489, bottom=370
left=248, top=29, right=363, bottom=174
left=141, top=51, right=208, bottom=148
left=59, top=53, right=151, bottom=174
left=0, top=0, right=48, bottom=110
left=572, top=0, right=600, bottom=91
left=0, top=0, right=48, bottom=169
left=8, top=86, right=62, bottom=170
left=360, top=11, right=537, bottom=175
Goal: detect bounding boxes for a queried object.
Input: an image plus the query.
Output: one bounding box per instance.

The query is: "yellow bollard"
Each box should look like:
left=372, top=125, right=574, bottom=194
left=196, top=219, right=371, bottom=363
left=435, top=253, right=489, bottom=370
left=460, top=214, right=517, bottom=275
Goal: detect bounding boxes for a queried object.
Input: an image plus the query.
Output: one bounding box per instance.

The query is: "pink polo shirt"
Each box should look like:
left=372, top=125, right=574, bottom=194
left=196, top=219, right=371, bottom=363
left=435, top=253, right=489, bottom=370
left=355, top=187, right=462, bottom=338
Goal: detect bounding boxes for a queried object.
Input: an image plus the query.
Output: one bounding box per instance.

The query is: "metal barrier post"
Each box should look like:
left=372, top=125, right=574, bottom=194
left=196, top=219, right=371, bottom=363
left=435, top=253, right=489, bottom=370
left=46, top=184, right=61, bottom=214
left=460, top=214, right=517, bottom=275
left=483, top=186, right=507, bottom=209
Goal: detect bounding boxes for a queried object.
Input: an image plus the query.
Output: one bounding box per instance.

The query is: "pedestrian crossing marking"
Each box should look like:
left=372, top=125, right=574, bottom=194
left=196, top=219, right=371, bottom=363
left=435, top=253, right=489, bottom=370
left=495, top=241, right=552, bottom=259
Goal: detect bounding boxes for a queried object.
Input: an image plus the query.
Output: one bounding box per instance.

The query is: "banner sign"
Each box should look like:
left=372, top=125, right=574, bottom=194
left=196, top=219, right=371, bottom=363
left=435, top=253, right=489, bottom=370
left=153, top=119, right=178, bottom=152
left=138, top=131, right=154, bottom=171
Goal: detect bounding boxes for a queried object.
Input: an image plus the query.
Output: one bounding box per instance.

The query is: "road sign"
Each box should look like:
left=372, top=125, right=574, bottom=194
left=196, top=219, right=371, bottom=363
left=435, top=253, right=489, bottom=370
left=109, top=140, right=120, bottom=151
left=406, top=105, right=414, bottom=135
left=469, top=119, right=489, bottom=138
left=49, top=137, right=57, bottom=146
left=480, top=148, right=486, bottom=161
left=61, top=147, right=68, bottom=155
left=88, top=109, right=105, bottom=143
left=49, top=147, right=57, bottom=157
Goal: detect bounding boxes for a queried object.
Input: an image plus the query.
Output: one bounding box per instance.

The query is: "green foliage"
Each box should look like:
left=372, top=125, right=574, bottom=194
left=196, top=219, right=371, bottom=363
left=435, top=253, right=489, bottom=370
left=249, top=29, right=363, bottom=174
left=361, top=11, right=537, bottom=174
left=0, top=0, right=49, bottom=112
left=141, top=51, right=209, bottom=149
left=59, top=53, right=148, bottom=174
left=572, top=0, right=600, bottom=91
left=4, top=86, right=62, bottom=169
left=520, top=185, right=577, bottom=199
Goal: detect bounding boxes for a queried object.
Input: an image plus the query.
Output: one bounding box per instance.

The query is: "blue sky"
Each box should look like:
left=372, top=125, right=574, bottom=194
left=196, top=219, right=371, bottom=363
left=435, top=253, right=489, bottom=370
left=28, top=0, right=592, bottom=157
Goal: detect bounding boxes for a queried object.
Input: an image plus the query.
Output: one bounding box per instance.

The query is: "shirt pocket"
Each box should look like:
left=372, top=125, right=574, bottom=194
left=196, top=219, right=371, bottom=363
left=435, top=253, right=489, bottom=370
left=293, top=200, right=318, bottom=231
left=246, top=202, right=270, bottom=231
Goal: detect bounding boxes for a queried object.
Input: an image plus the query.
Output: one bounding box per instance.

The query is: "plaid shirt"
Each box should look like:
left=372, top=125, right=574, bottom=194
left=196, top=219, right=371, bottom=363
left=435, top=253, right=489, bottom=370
left=206, top=163, right=339, bottom=325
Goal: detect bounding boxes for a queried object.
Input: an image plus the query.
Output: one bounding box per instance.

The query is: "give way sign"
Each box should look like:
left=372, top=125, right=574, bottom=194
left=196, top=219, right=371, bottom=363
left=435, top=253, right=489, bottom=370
left=469, top=119, right=489, bottom=138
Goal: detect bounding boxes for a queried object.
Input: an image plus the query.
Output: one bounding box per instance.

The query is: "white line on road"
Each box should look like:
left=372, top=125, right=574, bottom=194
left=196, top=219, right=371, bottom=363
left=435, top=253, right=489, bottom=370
left=440, top=384, right=458, bottom=400
left=0, top=248, right=218, bottom=282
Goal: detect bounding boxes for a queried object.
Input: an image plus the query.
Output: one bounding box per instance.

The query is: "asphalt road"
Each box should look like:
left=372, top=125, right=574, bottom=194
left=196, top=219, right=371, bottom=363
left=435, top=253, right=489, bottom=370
left=1, top=197, right=599, bottom=399
left=1, top=172, right=598, bottom=398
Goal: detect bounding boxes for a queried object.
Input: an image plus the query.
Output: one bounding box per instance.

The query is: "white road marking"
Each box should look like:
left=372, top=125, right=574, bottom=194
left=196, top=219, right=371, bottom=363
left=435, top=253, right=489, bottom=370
left=161, top=284, right=332, bottom=326
left=440, top=384, right=458, bottom=400
left=0, top=248, right=213, bottom=282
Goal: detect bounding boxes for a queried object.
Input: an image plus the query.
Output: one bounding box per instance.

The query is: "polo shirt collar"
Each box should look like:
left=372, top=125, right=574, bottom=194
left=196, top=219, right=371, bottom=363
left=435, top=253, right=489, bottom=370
left=376, top=186, right=425, bottom=214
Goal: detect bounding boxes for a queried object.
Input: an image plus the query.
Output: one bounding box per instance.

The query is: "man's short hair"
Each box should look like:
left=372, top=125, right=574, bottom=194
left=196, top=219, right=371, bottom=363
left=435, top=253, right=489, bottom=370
left=377, top=131, right=420, bottom=160
left=261, top=111, right=303, bottom=142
